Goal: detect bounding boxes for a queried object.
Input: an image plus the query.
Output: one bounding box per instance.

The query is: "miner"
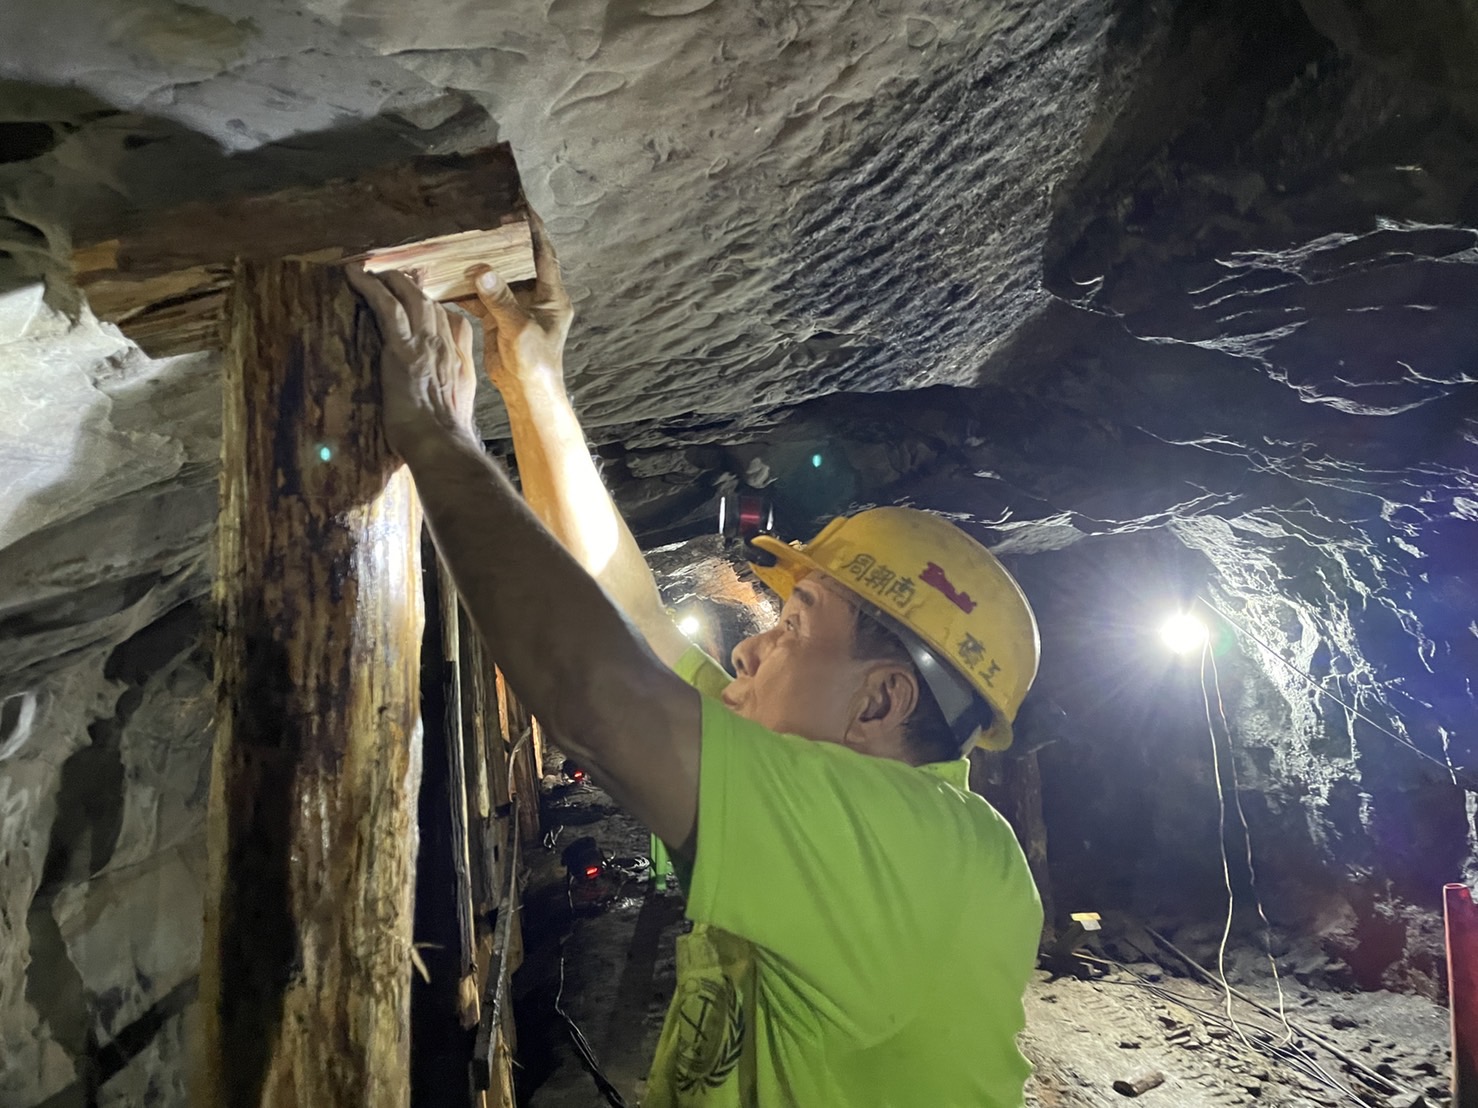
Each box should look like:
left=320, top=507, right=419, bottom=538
left=348, top=214, right=1043, bottom=1107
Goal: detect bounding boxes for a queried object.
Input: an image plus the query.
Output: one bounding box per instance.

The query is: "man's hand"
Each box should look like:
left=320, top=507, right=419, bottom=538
left=473, top=209, right=691, bottom=670
left=347, top=266, right=479, bottom=460
left=474, top=209, right=573, bottom=391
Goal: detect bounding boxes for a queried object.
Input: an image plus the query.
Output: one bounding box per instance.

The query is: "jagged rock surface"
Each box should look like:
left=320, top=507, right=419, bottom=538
left=2, top=0, right=1477, bottom=1102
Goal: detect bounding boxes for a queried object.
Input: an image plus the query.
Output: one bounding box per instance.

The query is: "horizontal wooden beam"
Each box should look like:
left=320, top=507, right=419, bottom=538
left=72, top=145, right=534, bottom=358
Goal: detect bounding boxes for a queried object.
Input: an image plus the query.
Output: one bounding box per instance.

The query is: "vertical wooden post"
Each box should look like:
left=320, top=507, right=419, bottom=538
left=460, top=609, right=499, bottom=911
left=201, top=259, right=424, bottom=1108
left=970, top=748, right=1054, bottom=944
left=435, top=553, right=479, bottom=1026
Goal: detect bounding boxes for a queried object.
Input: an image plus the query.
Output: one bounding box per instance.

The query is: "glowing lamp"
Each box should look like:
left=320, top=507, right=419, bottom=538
left=1161, top=612, right=1209, bottom=655
left=811, top=453, right=823, bottom=468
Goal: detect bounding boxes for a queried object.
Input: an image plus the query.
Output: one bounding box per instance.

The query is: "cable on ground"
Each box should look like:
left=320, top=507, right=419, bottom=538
left=553, top=877, right=630, bottom=1108
left=1081, top=952, right=1368, bottom=1106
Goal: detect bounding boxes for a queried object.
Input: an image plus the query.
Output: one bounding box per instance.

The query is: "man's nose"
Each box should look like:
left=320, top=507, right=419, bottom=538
left=731, top=630, right=767, bottom=677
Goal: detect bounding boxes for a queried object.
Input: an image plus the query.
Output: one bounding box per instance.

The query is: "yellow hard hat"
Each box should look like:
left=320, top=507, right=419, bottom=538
left=748, top=507, right=1039, bottom=751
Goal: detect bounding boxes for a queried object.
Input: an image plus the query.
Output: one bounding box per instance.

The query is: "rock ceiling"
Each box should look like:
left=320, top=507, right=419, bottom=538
left=2, top=0, right=1478, bottom=1098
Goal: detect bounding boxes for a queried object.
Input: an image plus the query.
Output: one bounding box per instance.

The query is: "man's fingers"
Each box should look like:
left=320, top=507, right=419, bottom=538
left=474, top=267, right=526, bottom=327
left=526, top=208, right=568, bottom=307
left=379, top=269, right=433, bottom=336
left=448, top=310, right=476, bottom=370
left=346, top=264, right=412, bottom=344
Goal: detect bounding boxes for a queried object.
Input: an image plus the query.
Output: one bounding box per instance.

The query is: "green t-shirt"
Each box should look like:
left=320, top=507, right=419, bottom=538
left=643, top=647, right=1042, bottom=1108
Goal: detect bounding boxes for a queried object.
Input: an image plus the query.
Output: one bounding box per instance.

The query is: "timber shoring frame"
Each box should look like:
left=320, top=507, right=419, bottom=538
left=193, top=145, right=538, bottom=1108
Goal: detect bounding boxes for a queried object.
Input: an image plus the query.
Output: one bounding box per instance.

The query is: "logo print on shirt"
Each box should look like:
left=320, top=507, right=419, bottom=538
left=673, top=976, right=745, bottom=1093
left=920, top=562, right=977, bottom=613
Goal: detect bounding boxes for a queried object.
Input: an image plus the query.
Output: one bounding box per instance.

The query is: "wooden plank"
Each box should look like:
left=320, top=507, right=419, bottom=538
left=472, top=798, right=522, bottom=1104
left=971, top=747, right=1054, bottom=943
left=461, top=608, right=500, bottom=913
left=493, top=667, right=515, bottom=806
left=430, top=550, right=480, bottom=1030
left=529, top=716, right=546, bottom=782
left=72, top=145, right=533, bottom=357
left=504, top=692, right=543, bottom=845
left=200, top=258, right=423, bottom=1108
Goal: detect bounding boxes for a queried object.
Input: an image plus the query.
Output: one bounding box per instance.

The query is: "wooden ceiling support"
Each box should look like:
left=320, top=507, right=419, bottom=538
left=200, top=259, right=425, bottom=1107
left=72, top=145, right=535, bottom=358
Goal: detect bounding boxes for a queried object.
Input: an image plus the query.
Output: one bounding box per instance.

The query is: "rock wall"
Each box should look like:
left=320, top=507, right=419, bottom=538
left=0, top=293, right=215, bottom=1103
left=2, top=605, right=211, bottom=1106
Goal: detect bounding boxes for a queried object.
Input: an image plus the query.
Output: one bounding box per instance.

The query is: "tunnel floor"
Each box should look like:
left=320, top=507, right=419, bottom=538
left=511, top=767, right=1451, bottom=1108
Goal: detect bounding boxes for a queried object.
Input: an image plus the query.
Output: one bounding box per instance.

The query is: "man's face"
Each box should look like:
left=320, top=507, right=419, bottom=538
left=723, top=573, right=874, bottom=744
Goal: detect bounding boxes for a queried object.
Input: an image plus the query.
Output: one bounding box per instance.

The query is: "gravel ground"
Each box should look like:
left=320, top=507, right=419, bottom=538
left=1021, top=964, right=1447, bottom=1108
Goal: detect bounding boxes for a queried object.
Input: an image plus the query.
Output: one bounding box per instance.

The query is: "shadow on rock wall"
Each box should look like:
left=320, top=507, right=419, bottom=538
left=8, top=600, right=211, bottom=1107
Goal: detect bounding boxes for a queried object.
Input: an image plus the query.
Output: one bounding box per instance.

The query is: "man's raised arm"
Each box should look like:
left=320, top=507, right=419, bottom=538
left=470, top=214, right=691, bottom=670
left=346, top=265, right=700, bottom=857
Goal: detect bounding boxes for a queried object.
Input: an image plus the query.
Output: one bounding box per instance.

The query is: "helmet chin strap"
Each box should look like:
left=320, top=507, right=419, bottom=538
left=859, top=604, right=993, bottom=754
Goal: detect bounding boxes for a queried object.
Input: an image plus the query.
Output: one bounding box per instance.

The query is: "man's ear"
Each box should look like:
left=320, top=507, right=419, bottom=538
left=848, top=664, right=921, bottom=741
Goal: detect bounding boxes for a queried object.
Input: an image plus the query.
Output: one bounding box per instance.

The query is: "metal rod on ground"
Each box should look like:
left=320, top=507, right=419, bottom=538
left=1113, top=1071, right=1165, bottom=1097
left=1142, top=927, right=1412, bottom=1099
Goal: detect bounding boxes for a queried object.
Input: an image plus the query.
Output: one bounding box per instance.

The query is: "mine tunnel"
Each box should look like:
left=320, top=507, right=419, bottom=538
left=2, top=0, right=1476, bottom=1105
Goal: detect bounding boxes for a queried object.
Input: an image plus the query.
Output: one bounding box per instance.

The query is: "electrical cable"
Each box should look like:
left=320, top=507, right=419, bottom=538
left=1195, top=593, right=1475, bottom=788
left=553, top=876, right=630, bottom=1108
left=1080, top=953, right=1369, bottom=1105
left=1198, top=640, right=1246, bottom=1049
left=1205, top=647, right=1294, bottom=1046
left=1136, top=928, right=1416, bottom=1101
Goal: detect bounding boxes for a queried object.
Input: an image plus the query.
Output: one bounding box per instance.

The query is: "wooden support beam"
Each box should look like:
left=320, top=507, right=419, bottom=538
left=460, top=609, right=500, bottom=914
left=473, top=793, right=523, bottom=1105
left=971, top=748, right=1054, bottom=944
left=201, top=258, right=424, bottom=1108
left=72, top=145, right=534, bottom=357
left=432, top=553, right=480, bottom=1030
left=496, top=670, right=544, bottom=846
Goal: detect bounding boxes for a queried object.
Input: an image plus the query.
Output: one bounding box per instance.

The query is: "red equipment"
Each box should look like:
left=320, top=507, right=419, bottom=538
left=1446, top=882, right=1478, bottom=1107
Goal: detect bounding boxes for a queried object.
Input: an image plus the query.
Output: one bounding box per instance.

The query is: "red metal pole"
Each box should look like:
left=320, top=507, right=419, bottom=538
left=1446, top=882, right=1478, bottom=1107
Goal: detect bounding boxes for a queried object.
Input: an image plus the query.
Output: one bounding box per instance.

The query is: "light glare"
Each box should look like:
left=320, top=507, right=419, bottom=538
left=1161, top=612, right=1208, bottom=655
left=678, top=614, right=701, bottom=638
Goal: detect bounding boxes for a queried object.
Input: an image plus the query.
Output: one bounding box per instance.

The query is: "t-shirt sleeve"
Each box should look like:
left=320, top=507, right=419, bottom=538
left=672, top=643, right=732, bottom=699
left=685, top=693, right=962, bottom=1044
left=651, top=646, right=733, bottom=885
